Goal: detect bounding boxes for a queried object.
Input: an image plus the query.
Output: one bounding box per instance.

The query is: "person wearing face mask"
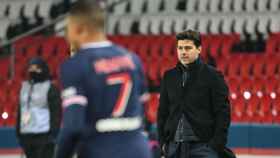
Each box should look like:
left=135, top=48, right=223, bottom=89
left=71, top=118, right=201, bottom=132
left=157, top=30, right=236, bottom=158
left=16, top=57, right=61, bottom=158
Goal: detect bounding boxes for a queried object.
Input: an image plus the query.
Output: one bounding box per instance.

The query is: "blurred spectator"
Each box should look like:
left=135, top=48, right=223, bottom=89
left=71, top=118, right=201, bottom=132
left=16, top=57, right=61, bottom=158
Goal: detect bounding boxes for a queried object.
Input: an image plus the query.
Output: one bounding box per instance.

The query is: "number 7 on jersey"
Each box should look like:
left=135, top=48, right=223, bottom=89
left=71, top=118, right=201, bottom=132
left=106, top=73, right=132, bottom=117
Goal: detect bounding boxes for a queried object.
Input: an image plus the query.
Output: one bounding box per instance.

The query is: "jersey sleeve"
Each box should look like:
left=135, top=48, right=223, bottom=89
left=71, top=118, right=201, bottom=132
left=55, top=58, right=87, bottom=158
left=60, top=59, right=88, bottom=108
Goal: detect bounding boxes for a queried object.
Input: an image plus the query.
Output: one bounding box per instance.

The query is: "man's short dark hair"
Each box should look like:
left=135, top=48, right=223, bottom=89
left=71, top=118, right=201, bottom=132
left=69, top=0, right=105, bottom=31
left=176, top=30, right=201, bottom=48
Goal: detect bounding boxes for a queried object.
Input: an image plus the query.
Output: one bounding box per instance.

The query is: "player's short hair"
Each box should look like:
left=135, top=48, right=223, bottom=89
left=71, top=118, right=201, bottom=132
left=69, top=0, right=105, bottom=31
left=176, top=30, right=201, bottom=48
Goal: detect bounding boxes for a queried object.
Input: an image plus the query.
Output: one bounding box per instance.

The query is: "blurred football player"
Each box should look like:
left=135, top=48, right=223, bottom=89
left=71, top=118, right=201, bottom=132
left=55, top=1, right=152, bottom=158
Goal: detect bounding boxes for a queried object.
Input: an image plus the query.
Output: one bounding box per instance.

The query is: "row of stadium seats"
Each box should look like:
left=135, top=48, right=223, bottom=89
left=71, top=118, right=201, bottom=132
left=2, top=1, right=280, bottom=40
left=111, top=34, right=280, bottom=124
left=0, top=58, right=9, bottom=81
left=0, top=0, right=64, bottom=19
left=13, top=36, right=69, bottom=80
left=0, top=34, right=280, bottom=126
left=0, top=78, right=276, bottom=116
left=1, top=34, right=280, bottom=83
left=107, top=13, right=280, bottom=35
left=231, top=94, right=280, bottom=123
left=109, top=35, right=280, bottom=84
left=107, top=34, right=239, bottom=58
left=1, top=84, right=280, bottom=126
left=0, top=89, right=280, bottom=126
left=0, top=0, right=69, bottom=40
left=0, top=79, right=20, bottom=126
left=2, top=0, right=280, bottom=39
left=227, top=76, right=280, bottom=100
left=2, top=92, right=279, bottom=126
left=145, top=92, right=280, bottom=125
left=109, top=0, right=280, bottom=15
left=217, top=54, right=280, bottom=78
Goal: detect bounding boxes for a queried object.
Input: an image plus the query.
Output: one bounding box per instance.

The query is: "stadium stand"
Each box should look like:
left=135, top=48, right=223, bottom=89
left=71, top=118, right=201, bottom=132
left=0, top=32, right=280, bottom=125
left=0, top=0, right=280, bottom=157
left=0, top=0, right=279, bottom=147
left=0, top=0, right=69, bottom=41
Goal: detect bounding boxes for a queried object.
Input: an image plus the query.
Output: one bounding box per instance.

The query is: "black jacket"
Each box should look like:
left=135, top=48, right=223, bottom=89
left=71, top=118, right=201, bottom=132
left=157, top=58, right=234, bottom=157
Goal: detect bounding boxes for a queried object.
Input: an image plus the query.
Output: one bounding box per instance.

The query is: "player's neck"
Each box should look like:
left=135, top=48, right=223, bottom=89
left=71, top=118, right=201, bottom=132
left=81, top=32, right=107, bottom=45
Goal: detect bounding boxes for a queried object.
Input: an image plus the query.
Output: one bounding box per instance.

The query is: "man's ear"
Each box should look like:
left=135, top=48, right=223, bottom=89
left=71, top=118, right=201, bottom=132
left=197, top=46, right=202, bottom=54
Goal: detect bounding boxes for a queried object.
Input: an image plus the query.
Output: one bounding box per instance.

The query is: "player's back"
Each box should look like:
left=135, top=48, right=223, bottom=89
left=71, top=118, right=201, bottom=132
left=60, top=42, right=151, bottom=158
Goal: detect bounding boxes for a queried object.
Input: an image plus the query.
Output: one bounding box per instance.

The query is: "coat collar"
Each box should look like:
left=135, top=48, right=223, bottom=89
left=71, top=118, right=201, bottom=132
left=176, top=57, right=202, bottom=73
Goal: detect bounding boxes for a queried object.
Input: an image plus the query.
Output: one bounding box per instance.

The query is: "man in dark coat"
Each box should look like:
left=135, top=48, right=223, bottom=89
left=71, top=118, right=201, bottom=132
left=157, top=30, right=235, bottom=158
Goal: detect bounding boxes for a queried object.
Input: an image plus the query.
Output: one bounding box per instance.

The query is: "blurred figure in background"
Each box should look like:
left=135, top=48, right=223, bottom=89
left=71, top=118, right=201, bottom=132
left=55, top=1, right=151, bottom=158
left=16, top=57, right=61, bottom=158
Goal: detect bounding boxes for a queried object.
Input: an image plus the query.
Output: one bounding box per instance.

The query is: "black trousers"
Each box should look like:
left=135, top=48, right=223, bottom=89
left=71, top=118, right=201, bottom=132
left=167, top=142, right=218, bottom=158
left=21, top=142, right=55, bottom=158
left=18, top=133, right=56, bottom=158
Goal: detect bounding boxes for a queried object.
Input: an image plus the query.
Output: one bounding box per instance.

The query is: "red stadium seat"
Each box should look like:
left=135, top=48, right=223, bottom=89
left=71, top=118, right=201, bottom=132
left=111, top=35, right=128, bottom=47
left=231, top=97, right=246, bottom=122
left=145, top=93, right=159, bottom=124
left=227, top=77, right=239, bottom=97
left=251, top=77, right=265, bottom=97
left=264, top=58, right=278, bottom=77
left=1, top=101, right=16, bottom=126
left=0, top=58, right=9, bottom=80
left=201, top=35, right=210, bottom=56
left=126, top=36, right=143, bottom=54
left=146, top=60, right=160, bottom=86
left=264, top=76, right=280, bottom=95
left=226, top=54, right=242, bottom=77
left=227, top=61, right=239, bottom=78
left=257, top=95, right=273, bottom=123
left=265, top=34, right=280, bottom=56
left=14, top=36, right=39, bottom=60
left=208, top=35, right=222, bottom=58
left=149, top=39, right=161, bottom=60
left=14, top=57, right=29, bottom=80
left=161, top=39, right=175, bottom=59
left=107, top=35, right=118, bottom=43
left=272, top=97, right=280, bottom=123
left=54, top=37, right=70, bottom=60
left=239, top=77, right=253, bottom=98
left=41, top=37, right=56, bottom=60
left=220, top=34, right=240, bottom=58
left=137, top=40, right=149, bottom=60
left=48, top=58, right=62, bottom=79
left=216, top=57, right=227, bottom=75
left=252, top=56, right=265, bottom=78
left=25, top=44, right=41, bottom=58
left=0, top=88, right=8, bottom=104
left=0, top=108, right=3, bottom=126
left=245, top=94, right=260, bottom=122
left=240, top=56, right=253, bottom=78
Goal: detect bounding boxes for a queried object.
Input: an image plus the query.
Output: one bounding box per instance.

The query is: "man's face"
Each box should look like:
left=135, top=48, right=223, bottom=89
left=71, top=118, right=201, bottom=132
left=66, top=17, right=81, bottom=52
left=177, top=40, right=201, bottom=65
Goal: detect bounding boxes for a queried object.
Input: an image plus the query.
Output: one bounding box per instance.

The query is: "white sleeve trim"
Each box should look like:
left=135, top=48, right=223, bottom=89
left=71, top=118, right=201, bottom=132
left=62, top=95, right=88, bottom=108
left=139, top=93, right=150, bottom=102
